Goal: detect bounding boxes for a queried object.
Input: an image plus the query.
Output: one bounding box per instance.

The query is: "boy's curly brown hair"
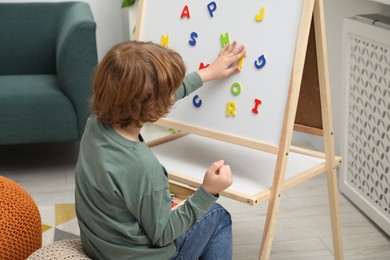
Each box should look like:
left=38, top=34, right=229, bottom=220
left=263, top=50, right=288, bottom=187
left=91, top=41, right=186, bottom=128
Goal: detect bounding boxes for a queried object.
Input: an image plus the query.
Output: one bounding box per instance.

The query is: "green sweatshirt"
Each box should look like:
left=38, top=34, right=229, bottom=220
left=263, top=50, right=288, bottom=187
left=75, top=72, right=218, bottom=260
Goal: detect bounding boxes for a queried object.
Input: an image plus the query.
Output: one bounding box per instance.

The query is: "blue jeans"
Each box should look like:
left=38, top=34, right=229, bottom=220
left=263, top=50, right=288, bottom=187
left=169, top=203, right=232, bottom=260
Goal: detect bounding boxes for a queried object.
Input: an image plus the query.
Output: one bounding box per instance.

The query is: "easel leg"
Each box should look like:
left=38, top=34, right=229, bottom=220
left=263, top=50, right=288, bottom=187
left=258, top=192, right=282, bottom=260
left=313, top=0, right=345, bottom=258
left=326, top=165, right=344, bottom=260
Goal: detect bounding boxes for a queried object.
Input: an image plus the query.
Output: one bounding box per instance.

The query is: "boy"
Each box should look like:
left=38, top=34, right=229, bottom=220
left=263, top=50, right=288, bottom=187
left=75, top=40, right=246, bottom=259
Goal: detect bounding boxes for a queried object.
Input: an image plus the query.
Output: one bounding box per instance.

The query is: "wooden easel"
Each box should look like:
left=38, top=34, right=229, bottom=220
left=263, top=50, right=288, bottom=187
left=142, top=0, right=344, bottom=259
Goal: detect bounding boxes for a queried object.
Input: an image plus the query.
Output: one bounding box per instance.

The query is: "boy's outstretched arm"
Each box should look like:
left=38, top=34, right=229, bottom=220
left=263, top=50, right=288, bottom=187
left=197, top=41, right=246, bottom=83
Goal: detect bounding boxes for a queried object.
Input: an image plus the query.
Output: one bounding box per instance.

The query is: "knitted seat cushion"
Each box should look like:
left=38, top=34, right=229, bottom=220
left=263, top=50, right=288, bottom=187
left=0, top=176, right=42, bottom=259
left=27, top=239, right=91, bottom=259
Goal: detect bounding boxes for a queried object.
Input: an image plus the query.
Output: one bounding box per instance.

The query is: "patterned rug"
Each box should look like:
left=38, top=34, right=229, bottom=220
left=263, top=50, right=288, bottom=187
left=39, top=203, right=80, bottom=246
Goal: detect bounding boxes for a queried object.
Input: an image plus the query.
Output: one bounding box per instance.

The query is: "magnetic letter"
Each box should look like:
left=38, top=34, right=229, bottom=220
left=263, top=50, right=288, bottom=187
left=188, top=32, right=198, bottom=46
left=255, top=7, right=265, bottom=21
left=207, top=2, right=217, bottom=17
left=226, top=102, right=237, bottom=117
left=199, top=62, right=210, bottom=70
left=160, top=34, right=170, bottom=47
left=252, top=98, right=262, bottom=114
left=220, top=32, right=230, bottom=48
left=181, top=5, right=191, bottom=19
left=254, top=54, right=266, bottom=69
left=238, top=54, right=246, bottom=69
left=193, top=95, right=202, bottom=108
left=231, top=82, right=242, bottom=96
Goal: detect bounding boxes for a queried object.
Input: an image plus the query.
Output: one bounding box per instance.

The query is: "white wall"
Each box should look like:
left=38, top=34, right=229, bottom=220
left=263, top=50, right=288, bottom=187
left=0, top=0, right=126, bottom=59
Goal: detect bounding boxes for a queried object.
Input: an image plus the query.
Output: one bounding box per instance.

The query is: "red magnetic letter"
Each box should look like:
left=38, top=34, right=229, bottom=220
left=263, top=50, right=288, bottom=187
left=252, top=98, right=262, bottom=114
left=199, top=62, right=210, bottom=70
left=181, top=5, right=191, bottom=19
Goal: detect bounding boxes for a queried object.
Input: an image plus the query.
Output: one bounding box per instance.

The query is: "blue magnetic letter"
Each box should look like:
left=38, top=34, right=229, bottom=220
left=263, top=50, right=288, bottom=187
left=193, top=95, right=202, bottom=108
left=207, top=2, right=217, bottom=17
left=254, top=54, right=267, bottom=69
left=189, top=32, right=198, bottom=46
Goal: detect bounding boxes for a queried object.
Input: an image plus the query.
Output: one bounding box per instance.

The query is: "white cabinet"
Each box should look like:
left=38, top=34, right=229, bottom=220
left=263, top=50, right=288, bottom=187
left=340, top=17, right=390, bottom=235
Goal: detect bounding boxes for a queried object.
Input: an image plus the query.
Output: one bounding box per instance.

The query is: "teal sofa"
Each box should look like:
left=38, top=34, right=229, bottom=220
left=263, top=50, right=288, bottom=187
left=0, top=2, right=98, bottom=145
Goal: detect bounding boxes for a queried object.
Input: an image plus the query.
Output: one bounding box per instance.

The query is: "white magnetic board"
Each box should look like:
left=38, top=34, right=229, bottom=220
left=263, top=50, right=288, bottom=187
left=138, top=0, right=304, bottom=146
left=151, top=134, right=325, bottom=197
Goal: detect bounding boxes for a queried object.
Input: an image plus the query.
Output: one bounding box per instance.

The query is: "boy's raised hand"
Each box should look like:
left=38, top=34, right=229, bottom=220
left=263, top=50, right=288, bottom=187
left=197, top=41, right=246, bottom=83
left=202, top=160, right=233, bottom=196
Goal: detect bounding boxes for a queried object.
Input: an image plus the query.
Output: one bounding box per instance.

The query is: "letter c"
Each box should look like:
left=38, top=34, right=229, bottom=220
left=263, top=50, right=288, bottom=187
left=193, top=95, right=202, bottom=108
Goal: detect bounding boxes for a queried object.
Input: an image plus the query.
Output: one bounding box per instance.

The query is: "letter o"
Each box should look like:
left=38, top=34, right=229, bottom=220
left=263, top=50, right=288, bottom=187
left=231, top=82, right=242, bottom=96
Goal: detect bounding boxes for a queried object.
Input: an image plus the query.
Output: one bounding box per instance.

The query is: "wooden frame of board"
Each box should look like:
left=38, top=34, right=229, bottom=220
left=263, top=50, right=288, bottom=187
left=137, top=0, right=344, bottom=259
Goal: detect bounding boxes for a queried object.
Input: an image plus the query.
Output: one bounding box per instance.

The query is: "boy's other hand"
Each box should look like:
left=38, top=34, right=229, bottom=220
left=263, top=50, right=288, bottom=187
left=202, top=160, right=233, bottom=196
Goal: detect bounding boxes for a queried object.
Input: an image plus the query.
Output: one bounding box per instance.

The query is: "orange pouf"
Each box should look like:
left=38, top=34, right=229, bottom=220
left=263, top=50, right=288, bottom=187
left=0, top=176, right=42, bottom=259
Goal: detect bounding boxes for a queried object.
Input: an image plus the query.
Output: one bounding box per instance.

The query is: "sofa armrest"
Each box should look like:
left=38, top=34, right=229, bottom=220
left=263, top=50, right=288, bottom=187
left=56, top=2, right=98, bottom=137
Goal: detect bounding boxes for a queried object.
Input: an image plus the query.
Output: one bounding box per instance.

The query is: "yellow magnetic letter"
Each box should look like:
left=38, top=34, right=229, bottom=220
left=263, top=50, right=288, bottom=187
left=238, top=54, right=246, bottom=69
left=160, top=34, right=170, bottom=47
left=226, top=101, right=237, bottom=117
left=255, top=7, right=265, bottom=22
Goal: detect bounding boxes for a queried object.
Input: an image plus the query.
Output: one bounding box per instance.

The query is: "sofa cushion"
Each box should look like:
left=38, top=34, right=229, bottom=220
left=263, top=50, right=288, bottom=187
left=0, top=75, right=79, bottom=144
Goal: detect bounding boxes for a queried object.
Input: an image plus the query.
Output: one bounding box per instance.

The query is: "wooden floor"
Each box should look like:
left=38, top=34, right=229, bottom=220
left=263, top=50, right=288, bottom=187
left=1, top=139, right=389, bottom=260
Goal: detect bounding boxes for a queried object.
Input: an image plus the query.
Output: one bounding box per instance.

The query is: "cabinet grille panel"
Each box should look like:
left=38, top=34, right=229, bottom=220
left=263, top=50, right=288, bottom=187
left=345, top=26, right=390, bottom=225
